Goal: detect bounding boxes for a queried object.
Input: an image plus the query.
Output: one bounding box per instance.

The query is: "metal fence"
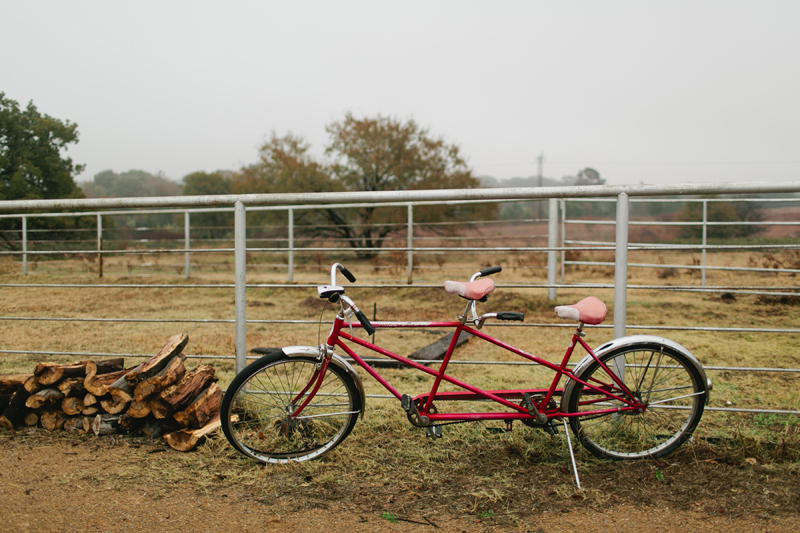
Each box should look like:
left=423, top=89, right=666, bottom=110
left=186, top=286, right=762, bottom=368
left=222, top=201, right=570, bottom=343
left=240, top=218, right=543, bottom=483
left=1, top=181, right=799, bottom=416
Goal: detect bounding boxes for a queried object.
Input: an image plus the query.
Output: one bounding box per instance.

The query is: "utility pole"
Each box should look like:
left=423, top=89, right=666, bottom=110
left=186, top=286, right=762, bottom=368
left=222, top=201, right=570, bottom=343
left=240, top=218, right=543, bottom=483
left=537, top=152, right=544, bottom=220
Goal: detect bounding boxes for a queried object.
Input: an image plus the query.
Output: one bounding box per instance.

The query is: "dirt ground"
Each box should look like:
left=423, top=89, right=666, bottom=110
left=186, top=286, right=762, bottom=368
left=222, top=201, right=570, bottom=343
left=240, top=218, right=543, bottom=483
left=1, top=430, right=798, bottom=533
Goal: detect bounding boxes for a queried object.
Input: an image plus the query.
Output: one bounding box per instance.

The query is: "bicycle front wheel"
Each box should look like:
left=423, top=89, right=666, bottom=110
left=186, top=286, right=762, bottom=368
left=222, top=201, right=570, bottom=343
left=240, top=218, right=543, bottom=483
left=221, top=353, right=361, bottom=464
left=566, top=344, right=707, bottom=460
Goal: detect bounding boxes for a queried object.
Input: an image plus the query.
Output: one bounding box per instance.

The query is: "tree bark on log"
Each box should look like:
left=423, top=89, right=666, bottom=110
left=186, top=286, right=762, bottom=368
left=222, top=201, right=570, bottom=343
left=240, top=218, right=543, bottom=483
left=133, top=356, right=186, bottom=402
left=149, top=365, right=216, bottom=419
left=41, top=410, right=67, bottom=431
left=173, top=382, right=222, bottom=429
left=25, top=388, right=65, bottom=410
left=0, top=388, right=32, bottom=430
left=0, top=374, right=32, bottom=394
left=164, top=413, right=221, bottom=452
left=124, top=334, right=188, bottom=385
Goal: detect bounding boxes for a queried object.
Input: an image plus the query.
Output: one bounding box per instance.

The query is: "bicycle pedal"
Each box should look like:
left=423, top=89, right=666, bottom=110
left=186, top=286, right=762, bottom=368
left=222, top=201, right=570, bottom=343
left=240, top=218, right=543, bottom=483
left=426, top=425, right=442, bottom=440
left=522, top=392, right=548, bottom=425
left=401, top=394, right=412, bottom=413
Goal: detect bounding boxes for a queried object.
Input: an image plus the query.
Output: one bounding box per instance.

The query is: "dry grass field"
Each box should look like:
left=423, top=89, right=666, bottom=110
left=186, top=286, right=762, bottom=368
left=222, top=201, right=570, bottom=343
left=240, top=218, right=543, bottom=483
left=1, top=233, right=799, bottom=530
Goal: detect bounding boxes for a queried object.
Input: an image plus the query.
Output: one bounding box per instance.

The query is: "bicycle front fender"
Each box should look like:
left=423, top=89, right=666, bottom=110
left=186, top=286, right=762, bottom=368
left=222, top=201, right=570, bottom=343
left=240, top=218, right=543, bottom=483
left=561, top=335, right=712, bottom=410
left=281, top=345, right=366, bottom=419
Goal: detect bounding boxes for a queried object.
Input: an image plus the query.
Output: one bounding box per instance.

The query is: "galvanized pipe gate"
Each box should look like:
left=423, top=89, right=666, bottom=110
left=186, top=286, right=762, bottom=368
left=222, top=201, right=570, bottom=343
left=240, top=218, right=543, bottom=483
left=2, top=181, right=800, bottom=374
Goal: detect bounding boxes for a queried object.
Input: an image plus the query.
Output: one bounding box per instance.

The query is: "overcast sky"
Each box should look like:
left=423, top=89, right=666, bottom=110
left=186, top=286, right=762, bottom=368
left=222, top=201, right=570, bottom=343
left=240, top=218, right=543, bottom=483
left=2, top=1, right=799, bottom=187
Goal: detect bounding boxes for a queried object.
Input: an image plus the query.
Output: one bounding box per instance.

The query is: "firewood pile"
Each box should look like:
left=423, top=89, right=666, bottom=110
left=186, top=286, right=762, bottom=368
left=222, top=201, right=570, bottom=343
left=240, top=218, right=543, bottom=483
left=0, top=334, right=222, bottom=452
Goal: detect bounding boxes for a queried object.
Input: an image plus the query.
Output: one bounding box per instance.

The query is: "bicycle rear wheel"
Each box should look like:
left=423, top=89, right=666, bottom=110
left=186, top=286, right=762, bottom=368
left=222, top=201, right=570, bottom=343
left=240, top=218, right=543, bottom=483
left=221, top=353, right=361, bottom=463
left=565, top=343, right=707, bottom=460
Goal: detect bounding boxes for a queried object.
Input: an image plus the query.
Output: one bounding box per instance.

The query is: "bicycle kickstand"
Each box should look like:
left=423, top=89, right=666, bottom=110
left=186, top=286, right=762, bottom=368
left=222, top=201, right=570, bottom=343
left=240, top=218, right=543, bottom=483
left=562, top=418, right=582, bottom=490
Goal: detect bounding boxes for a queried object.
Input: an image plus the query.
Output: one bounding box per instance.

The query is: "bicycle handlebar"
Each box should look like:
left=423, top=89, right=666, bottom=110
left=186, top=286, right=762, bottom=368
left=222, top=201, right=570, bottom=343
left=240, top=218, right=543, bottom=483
left=354, top=309, right=376, bottom=336
left=480, top=266, right=502, bottom=277
left=331, top=263, right=356, bottom=285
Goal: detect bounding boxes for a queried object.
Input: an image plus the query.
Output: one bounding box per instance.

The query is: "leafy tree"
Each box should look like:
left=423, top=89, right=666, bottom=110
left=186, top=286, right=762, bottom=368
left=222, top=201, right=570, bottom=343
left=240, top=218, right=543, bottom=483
left=235, top=114, right=493, bottom=257
left=0, top=92, right=85, bottom=201
left=182, top=171, right=234, bottom=239
left=81, top=169, right=181, bottom=198
left=675, top=196, right=763, bottom=240
left=574, top=167, right=605, bottom=186
left=0, top=93, right=88, bottom=250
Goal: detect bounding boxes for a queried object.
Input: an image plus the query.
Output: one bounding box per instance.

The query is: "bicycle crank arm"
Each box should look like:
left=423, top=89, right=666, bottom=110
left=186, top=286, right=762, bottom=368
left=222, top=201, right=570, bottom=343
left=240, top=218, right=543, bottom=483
left=523, top=392, right=548, bottom=424
left=401, top=394, right=430, bottom=426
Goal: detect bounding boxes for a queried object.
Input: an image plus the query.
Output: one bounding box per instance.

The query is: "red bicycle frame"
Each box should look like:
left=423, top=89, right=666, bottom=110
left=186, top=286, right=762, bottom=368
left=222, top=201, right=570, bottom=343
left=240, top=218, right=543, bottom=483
left=293, top=313, right=644, bottom=425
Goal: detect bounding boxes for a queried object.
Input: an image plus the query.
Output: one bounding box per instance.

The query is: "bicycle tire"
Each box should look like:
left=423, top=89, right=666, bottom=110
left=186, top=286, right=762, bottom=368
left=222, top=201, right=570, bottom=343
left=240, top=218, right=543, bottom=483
left=221, top=353, right=361, bottom=464
left=565, top=343, right=706, bottom=460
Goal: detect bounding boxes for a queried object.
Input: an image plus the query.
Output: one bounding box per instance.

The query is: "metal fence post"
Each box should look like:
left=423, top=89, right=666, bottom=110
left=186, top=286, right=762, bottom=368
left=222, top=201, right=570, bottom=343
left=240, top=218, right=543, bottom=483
left=613, top=192, right=629, bottom=339
left=184, top=211, right=191, bottom=280
left=547, top=198, right=558, bottom=300
left=288, top=208, right=294, bottom=283
left=702, top=199, right=707, bottom=287
left=97, top=214, right=103, bottom=278
left=560, top=199, right=566, bottom=284
left=22, top=215, right=27, bottom=276
left=614, top=192, right=628, bottom=338
left=407, top=204, right=413, bottom=285
left=234, top=201, right=247, bottom=374
left=613, top=192, right=629, bottom=380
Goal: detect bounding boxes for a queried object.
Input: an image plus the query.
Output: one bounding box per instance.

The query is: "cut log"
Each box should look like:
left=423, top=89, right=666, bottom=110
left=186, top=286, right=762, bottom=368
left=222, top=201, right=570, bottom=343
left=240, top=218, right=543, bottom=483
left=142, top=418, right=168, bottom=439
left=57, top=377, right=85, bottom=397
left=1, top=389, right=32, bottom=430
left=124, top=334, right=189, bottom=385
left=126, top=399, right=151, bottom=419
left=23, top=412, right=38, bottom=426
left=92, top=414, right=121, bottom=436
left=63, top=416, right=85, bottom=432
left=23, top=375, right=42, bottom=394
left=0, top=374, right=32, bottom=394
left=164, top=413, right=221, bottom=452
left=133, top=356, right=186, bottom=401
left=173, top=382, right=222, bottom=429
left=84, top=363, right=128, bottom=396
left=103, top=373, right=135, bottom=414
left=117, top=413, right=145, bottom=434
left=25, top=388, right=65, bottom=410
left=41, top=411, right=67, bottom=431
left=0, top=393, right=12, bottom=413
left=35, top=357, right=124, bottom=386
left=35, top=361, right=83, bottom=386
left=83, top=393, right=98, bottom=407
left=62, top=396, right=84, bottom=416
left=149, top=365, right=216, bottom=419
left=81, top=405, right=99, bottom=416
left=99, top=395, right=129, bottom=415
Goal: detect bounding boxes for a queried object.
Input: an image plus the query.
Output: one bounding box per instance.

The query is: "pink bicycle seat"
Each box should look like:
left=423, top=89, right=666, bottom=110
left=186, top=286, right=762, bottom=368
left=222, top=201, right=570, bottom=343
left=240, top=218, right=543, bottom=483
left=554, top=297, right=608, bottom=325
left=444, top=278, right=496, bottom=300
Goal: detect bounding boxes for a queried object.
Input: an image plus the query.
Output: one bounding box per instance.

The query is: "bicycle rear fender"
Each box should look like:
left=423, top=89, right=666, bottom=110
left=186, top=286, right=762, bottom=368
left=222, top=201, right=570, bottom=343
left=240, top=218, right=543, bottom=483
left=561, top=335, right=712, bottom=409
left=281, top=345, right=366, bottom=419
